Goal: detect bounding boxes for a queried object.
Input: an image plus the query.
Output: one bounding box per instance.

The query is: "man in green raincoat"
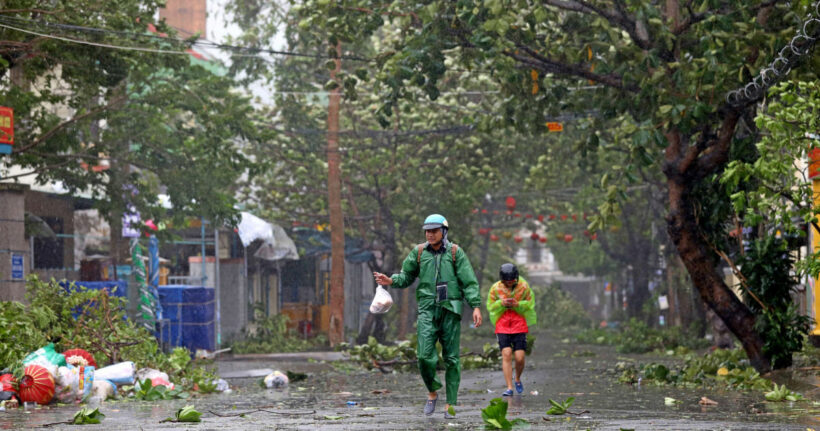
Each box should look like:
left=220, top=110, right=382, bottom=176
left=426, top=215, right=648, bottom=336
left=374, top=214, right=482, bottom=419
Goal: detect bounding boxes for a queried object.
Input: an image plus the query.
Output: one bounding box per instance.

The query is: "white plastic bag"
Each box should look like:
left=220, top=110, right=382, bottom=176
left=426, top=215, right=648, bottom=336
left=369, top=285, right=393, bottom=314
left=94, top=361, right=135, bottom=386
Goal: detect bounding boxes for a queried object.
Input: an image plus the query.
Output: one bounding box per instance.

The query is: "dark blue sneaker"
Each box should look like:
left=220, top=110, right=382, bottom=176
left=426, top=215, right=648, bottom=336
left=515, top=381, right=524, bottom=394
left=502, top=389, right=514, bottom=397
left=424, top=397, right=437, bottom=416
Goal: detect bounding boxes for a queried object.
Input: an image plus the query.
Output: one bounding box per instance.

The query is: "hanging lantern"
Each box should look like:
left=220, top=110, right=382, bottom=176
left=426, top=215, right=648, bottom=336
left=505, top=196, right=517, bottom=210
left=502, top=231, right=512, bottom=239
left=560, top=214, right=568, bottom=221
left=549, top=214, right=556, bottom=220
left=513, top=235, right=523, bottom=243
left=506, top=210, right=513, bottom=215
left=525, top=214, right=533, bottom=219
left=514, top=212, right=522, bottom=218
left=478, top=228, right=489, bottom=236
left=572, top=214, right=578, bottom=222
left=591, top=233, right=598, bottom=240
left=481, top=209, right=489, bottom=214
left=555, top=233, right=564, bottom=240
left=583, top=230, right=590, bottom=237
left=537, top=215, right=545, bottom=222
left=490, top=234, right=499, bottom=241
left=539, top=237, right=547, bottom=243
left=564, top=234, right=574, bottom=243
left=530, top=232, right=539, bottom=240
left=63, top=348, right=97, bottom=368
left=18, top=365, right=55, bottom=405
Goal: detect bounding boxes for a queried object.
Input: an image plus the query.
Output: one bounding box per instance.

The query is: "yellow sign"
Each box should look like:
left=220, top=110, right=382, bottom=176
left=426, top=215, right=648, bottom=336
left=546, top=122, right=563, bottom=132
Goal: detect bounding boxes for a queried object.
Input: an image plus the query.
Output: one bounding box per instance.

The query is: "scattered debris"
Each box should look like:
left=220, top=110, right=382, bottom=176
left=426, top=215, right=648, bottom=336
left=699, top=396, right=718, bottom=405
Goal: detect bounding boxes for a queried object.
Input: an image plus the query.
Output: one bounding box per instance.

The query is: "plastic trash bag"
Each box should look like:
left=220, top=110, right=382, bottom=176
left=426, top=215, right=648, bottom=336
left=54, top=365, right=94, bottom=403
left=23, top=343, right=66, bottom=378
left=369, top=285, right=393, bottom=314
left=94, top=362, right=135, bottom=386
left=90, top=379, right=116, bottom=400
left=263, top=370, right=289, bottom=389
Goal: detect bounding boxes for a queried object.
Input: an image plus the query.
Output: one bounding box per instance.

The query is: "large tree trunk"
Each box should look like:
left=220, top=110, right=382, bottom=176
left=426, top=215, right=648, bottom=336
left=665, top=126, right=771, bottom=372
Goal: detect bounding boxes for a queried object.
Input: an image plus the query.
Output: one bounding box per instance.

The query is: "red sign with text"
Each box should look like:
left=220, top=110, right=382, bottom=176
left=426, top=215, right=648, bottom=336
left=0, top=107, right=13, bottom=145
left=546, top=122, right=563, bottom=132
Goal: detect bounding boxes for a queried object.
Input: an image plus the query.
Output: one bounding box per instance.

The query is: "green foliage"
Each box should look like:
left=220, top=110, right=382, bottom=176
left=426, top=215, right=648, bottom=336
left=533, top=284, right=591, bottom=328
left=72, top=407, right=105, bottom=425
left=619, top=348, right=771, bottom=391
left=481, top=397, right=528, bottom=429
left=0, top=276, right=165, bottom=369
left=172, top=405, right=202, bottom=423
left=340, top=336, right=501, bottom=371
left=736, top=237, right=811, bottom=369
left=764, top=383, right=805, bottom=402
left=576, top=319, right=709, bottom=354
left=133, top=378, right=189, bottom=401
left=231, top=306, right=328, bottom=354
left=546, top=397, right=575, bottom=415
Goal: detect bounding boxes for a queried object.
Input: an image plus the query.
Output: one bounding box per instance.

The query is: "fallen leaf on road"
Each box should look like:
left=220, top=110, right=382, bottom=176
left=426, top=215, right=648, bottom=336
left=323, top=415, right=344, bottom=420
left=371, top=389, right=391, bottom=394
left=699, top=397, right=718, bottom=405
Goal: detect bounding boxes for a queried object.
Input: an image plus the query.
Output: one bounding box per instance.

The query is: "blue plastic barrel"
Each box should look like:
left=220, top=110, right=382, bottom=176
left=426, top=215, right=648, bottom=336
left=157, top=285, right=215, bottom=351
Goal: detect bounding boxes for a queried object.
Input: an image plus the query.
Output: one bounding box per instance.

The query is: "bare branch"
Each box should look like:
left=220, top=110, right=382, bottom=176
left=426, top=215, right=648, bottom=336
left=542, top=0, right=651, bottom=49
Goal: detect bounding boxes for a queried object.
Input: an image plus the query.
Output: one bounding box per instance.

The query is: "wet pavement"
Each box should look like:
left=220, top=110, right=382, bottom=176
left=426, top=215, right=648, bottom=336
left=3, top=331, right=820, bottom=430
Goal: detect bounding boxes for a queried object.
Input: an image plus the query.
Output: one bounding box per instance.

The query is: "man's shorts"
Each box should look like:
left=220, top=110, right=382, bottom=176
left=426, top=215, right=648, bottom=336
left=496, top=333, right=527, bottom=351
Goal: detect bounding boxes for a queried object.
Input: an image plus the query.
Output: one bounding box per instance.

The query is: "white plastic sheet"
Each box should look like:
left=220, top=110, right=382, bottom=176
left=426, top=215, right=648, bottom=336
left=369, top=285, right=393, bottom=314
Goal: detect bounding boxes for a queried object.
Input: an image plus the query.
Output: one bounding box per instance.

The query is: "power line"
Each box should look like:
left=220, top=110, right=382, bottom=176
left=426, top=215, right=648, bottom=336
left=0, top=15, right=370, bottom=62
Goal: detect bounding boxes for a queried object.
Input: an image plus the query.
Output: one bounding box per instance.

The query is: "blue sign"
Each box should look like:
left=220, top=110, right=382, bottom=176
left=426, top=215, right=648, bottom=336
left=0, top=144, right=11, bottom=155
left=11, top=254, right=24, bottom=280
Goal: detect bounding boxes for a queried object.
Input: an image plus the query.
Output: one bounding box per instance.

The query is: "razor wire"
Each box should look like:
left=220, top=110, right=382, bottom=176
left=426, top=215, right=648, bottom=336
left=727, top=1, right=820, bottom=106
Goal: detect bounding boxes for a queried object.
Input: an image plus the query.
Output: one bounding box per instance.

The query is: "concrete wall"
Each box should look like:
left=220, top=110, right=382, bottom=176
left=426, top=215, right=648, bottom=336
left=218, top=258, right=247, bottom=340
left=0, top=184, right=29, bottom=301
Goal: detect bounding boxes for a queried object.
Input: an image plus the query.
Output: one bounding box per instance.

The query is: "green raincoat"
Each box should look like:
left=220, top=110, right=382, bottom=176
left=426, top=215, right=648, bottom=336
left=390, top=241, right=481, bottom=405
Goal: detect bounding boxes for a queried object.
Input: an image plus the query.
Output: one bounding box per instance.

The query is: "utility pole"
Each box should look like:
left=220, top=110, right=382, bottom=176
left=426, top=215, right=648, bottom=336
left=327, top=42, right=345, bottom=346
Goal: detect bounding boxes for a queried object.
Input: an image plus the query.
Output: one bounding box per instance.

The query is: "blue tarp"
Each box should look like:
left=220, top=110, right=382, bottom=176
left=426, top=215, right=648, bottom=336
left=59, top=280, right=128, bottom=298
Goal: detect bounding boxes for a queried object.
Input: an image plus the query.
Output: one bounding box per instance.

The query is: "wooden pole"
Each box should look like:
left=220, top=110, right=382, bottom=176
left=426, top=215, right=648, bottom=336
left=327, top=42, right=345, bottom=346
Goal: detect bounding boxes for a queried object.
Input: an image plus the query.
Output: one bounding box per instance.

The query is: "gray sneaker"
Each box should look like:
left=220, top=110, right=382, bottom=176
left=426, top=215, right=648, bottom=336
left=424, top=397, right=437, bottom=416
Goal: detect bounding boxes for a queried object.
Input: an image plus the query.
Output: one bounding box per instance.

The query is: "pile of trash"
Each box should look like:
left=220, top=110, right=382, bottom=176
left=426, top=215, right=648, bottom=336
left=0, top=343, right=228, bottom=409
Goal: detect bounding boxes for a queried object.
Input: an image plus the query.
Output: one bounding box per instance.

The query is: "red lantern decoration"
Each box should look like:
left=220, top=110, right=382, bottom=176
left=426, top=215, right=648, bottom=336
left=478, top=228, right=489, bottom=236
left=560, top=214, right=568, bottom=221
left=505, top=196, right=516, bottom=210
left=18, top=365, right=55, bottom=405
left=514, top=212, right=522, bottom=218
left=591, top=233, right=598, bottom=240
left=530, top=232, right=539, bottom=240
left=537, top=215, right=545, bottom=222
left=583, top=230, right=590, bottom=237
left=549, top=214, right=556, bottom=220
left=63, top=348, right=97, bottom=368
left=513, top=236, right=523, bottom=243
left=572, top=214, right=578, bottom=222
left=482, top=209, right=489, bottom=214
left=564, top=234, right=573, bottom=243
left=525, top=214, right=533, bottom=219
left=0, top=374, right=16, bottom=393
left=506, top=210, right=513, bottom=215
left=490, top=234, right=499, bottom=241
left=539, top=237, right=547, bottom=243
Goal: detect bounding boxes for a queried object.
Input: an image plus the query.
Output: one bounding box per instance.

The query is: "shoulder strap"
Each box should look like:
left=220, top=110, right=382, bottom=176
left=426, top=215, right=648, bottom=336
left=451, top=243, right=458, bottom=263
left=416, top=243, right=426, bottom=263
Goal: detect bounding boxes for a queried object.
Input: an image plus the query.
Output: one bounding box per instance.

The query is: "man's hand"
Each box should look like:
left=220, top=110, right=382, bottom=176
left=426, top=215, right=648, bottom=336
left=373, top=272, right=393, bottom=286
left=472, top=307, right=482, bottom=328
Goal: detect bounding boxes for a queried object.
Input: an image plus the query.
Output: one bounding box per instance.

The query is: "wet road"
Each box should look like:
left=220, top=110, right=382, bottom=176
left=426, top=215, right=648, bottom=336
left=2, top=331, right=819, bottom=430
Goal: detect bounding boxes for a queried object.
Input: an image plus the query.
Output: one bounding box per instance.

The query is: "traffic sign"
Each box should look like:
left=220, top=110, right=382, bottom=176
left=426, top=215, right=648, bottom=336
left=11, top=254, right=24, bottom=280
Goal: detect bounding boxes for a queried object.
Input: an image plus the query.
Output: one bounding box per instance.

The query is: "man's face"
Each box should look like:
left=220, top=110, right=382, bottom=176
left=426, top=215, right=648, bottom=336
left=425, top=228, right=443, bottom=245
left=502, top=279, right=517, bottom=289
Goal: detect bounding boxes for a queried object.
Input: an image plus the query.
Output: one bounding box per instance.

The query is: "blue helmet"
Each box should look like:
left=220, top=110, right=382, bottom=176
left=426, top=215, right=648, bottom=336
left=422, top=214, right=449, bottom=230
